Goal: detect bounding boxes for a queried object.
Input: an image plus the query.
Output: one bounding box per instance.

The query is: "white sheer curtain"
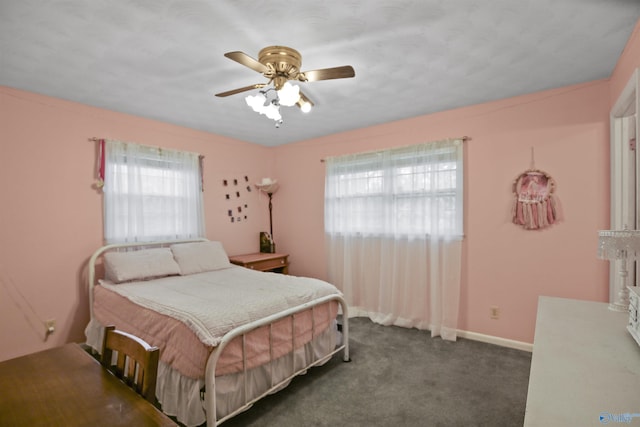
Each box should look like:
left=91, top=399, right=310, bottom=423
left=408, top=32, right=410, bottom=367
left=325, top=139, right=463, bottom=340
left=103, top=140, right=205, bottom=243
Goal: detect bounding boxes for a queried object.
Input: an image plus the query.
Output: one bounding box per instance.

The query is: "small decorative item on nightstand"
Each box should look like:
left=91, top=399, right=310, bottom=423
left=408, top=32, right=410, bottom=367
left=260, top=231, right=275, bottom=253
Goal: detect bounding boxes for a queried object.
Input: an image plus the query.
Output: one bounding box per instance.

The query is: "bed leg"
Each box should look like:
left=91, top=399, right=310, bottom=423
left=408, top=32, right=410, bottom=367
left=340, top=307, right=351, bottom=363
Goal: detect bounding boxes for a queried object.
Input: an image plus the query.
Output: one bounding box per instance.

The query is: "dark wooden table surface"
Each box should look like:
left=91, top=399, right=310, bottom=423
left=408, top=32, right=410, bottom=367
left=0, top=343, right=177, bottom=426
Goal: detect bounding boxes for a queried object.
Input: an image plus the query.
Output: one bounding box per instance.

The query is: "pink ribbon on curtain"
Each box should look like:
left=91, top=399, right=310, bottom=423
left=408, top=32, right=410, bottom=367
left=96, top=139, right=105, bottom=188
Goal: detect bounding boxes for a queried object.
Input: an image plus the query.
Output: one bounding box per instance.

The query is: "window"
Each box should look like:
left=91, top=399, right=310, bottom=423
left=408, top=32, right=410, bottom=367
left=325, top=139, right=463, bottom=237
left=324, top=139, right=465, bottom=340
left=103, top=140, right=205, bottom=243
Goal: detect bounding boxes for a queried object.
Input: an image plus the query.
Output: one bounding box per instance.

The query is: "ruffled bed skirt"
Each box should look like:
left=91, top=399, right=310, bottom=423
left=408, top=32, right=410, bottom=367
left=85, top=318, right=338, bottom=426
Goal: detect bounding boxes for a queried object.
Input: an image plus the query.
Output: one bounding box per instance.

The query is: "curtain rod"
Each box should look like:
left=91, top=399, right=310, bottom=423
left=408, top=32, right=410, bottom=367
left=87, top=137, right=205, bottom=158
left=319, top=136, right=470, bottom=162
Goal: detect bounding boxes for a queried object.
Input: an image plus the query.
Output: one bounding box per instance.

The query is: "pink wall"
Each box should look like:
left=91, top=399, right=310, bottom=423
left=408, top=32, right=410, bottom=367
left=0, top=87, right=275, bottom=361
left=273, top=18, right=640, bottom=344
left=1, top=18, right=638, bottom=360
left=610, top=18, right=640, bottom=106
left=273, top=81, right=611, bottom=344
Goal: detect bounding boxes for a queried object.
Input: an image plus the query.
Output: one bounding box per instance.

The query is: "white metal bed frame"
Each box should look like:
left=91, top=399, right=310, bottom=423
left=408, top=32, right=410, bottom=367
left=87, top=239, right=350, bottom=426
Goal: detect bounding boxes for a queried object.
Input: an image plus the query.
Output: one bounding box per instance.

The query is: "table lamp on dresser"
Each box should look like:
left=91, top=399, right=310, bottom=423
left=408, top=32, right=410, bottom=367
left=598, top=228, right=640, bottom=347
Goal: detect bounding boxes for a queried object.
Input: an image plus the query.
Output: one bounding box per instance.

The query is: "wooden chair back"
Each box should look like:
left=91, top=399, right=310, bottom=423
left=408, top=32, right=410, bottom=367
left=100, top=325, right=159, bottom=404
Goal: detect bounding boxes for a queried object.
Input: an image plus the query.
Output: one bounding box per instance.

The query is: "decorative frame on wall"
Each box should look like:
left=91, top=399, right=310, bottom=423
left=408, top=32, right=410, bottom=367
left=511, top=167, right=558, bottom=230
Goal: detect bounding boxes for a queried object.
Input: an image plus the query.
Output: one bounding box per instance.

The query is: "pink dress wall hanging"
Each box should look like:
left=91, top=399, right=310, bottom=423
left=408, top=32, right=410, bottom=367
left=511, top=169, right=558, bottom=230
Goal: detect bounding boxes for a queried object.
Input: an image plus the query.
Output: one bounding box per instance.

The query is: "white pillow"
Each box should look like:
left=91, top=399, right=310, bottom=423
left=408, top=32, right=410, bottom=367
left=104, top=247, right=181, bottom=284
left=171, top=241, right=231, bottom=275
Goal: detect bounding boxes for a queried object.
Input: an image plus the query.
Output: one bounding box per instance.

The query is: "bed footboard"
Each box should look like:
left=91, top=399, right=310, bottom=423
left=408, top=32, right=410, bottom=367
left=205, top=295, right=349, bottom=426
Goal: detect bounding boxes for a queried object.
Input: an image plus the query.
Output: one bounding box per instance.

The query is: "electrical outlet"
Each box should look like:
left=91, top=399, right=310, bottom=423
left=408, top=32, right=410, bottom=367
left=45, top=319, right=56, bottom=336
left=490, top=306, right=500, bottom=320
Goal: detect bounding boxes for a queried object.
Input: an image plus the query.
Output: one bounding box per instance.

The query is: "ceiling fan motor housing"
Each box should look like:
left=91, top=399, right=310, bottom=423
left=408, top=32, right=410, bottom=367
left=258, top=46, right=303, bottom=89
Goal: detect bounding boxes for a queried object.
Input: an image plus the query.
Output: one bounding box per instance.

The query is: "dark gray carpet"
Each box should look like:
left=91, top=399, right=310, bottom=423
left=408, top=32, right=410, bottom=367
left=221, top=317, right=531, bottom=427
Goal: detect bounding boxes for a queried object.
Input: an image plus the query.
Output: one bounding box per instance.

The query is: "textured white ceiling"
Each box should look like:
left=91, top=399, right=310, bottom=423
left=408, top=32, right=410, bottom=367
left=1, top=1, right=639, bottom=146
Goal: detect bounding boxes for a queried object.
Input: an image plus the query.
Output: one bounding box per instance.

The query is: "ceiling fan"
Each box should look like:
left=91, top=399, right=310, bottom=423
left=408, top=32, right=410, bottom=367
left=215, top=45, right=355, bottom=111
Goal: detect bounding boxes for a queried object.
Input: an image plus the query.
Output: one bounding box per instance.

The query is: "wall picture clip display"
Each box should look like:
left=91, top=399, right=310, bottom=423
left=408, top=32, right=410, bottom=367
left=223, top=175, right=251, bottom=223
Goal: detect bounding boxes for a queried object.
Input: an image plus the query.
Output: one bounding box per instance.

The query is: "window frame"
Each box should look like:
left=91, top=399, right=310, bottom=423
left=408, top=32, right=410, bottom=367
left=324, top=141, right=463, bottom=238
left=103, top=140, right=205, bottom=243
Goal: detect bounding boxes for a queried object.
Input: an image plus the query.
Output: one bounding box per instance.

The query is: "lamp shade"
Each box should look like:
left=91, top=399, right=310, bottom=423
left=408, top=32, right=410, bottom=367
left=598, top=229, right=640, bottom=260
left=277, top=82, right=301, bottom=107
left=245, top=93, right=267, bottom=112
left=255, top=177, right=279, bottom=194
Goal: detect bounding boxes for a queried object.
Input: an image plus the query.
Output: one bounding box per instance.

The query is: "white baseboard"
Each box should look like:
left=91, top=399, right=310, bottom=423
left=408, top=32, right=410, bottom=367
left=457, top=329, right=533, bottom=352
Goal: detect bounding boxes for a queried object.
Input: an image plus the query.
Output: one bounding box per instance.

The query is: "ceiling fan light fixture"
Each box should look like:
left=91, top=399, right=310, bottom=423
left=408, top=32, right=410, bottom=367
left=246, top=90, right=282, bottom=123
left=245, top=93, right=267, bottom=112
left=263, top=103, right=282, bottom=121
left=219, top=45, right=353, bottom=126
left=297, top=92, right=314, bottom=113
left=277, top=82, right=300, bottom=107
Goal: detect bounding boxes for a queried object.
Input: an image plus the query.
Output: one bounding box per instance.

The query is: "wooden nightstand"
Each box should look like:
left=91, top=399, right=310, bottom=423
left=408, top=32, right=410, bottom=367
left=229, top=253, right=289, bottom=274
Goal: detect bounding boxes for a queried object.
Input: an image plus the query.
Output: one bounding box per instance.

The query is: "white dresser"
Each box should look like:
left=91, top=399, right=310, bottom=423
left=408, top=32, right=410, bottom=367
left=524, top=297, right=640, bottom=426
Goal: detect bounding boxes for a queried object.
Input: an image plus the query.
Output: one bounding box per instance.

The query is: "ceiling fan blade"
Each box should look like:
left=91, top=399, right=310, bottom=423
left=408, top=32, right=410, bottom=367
left=300, top=65, right=355, bottom=82
left=215, top=83, right=266, bottom=97
left=224, top=51, right=269, bottom=73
